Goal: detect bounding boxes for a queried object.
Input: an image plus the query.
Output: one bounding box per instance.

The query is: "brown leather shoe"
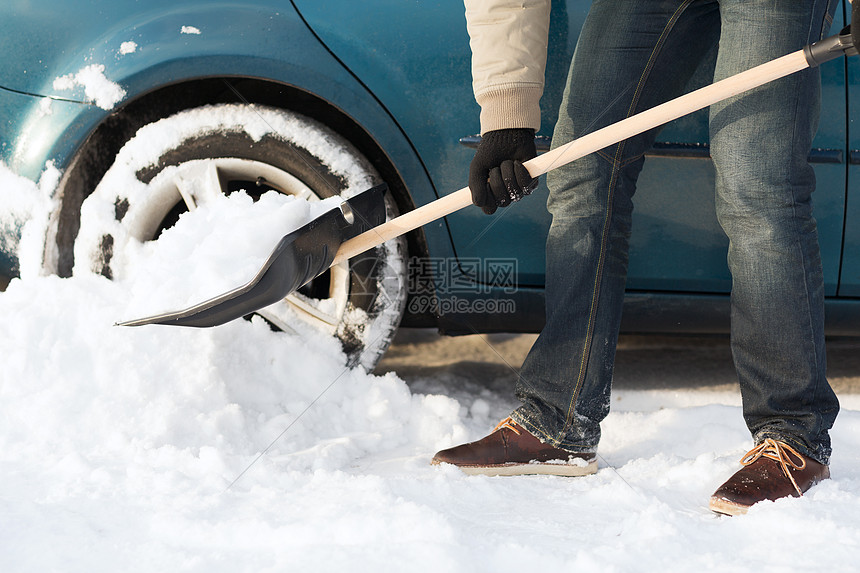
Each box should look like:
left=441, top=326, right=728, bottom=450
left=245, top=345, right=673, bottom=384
left=431, top=417, right=598, bottom=477
left=709, top=438, right=830, bottom=516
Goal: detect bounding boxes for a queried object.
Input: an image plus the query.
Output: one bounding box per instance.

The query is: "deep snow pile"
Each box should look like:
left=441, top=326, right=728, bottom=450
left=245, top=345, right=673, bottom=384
left=1, top=159, right=860, bottom=572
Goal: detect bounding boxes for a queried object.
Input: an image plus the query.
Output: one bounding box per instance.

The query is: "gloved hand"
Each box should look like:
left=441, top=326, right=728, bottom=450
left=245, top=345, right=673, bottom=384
left=468, top=128, right=539, bottom=215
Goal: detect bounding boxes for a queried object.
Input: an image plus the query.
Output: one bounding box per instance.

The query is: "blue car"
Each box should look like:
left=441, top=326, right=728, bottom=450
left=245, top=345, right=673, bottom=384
left=1, top=1, right=858, bottom=368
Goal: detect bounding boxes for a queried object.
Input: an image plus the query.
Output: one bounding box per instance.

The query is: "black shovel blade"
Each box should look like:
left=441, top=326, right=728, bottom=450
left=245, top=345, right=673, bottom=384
left=117, top=184, right=388, bottom=328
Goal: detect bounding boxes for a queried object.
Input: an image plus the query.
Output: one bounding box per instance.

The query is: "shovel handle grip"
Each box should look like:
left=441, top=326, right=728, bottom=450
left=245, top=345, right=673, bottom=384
left=333, top=46, right=815, bottom=267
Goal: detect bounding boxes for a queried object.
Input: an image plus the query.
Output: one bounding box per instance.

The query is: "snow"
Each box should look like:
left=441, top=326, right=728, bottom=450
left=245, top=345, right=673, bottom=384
left=0, top=161, right=60, bottom=279
left=78, top=104, right=377, bottom=193
left=119, top=41, right=138, bottom=56
left=91, top=187, right=343, bottom=316
left=2, top=146, right=860, bottom=570
left=52, top=64, right=126, bottom=110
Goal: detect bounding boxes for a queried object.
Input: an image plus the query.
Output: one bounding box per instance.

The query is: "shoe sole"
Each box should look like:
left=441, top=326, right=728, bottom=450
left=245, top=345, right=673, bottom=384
left=439, top=459, right=598, bottom=477
left=708, top=496, right=750, bottom=516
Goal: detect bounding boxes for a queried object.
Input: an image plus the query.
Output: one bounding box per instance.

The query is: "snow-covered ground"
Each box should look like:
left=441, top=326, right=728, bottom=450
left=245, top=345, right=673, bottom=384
left=2, top=154, right=860, bottom=572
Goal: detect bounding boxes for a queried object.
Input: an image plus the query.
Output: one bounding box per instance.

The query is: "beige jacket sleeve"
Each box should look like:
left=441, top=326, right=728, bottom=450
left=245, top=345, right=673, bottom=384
left=464, top=0, right=551, bottom=135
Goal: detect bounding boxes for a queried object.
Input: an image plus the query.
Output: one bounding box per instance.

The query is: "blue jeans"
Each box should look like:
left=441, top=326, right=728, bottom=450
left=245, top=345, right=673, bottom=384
left=512, top=0, right=840, bottom=464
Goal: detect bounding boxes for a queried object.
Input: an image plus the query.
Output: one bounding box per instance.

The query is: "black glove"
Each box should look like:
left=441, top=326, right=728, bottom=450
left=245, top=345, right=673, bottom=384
left=468, top=128, right=539, bottom=215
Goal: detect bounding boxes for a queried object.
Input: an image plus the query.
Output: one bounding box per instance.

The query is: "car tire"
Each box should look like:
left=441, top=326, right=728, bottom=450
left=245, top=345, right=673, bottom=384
left=67, top=104, right=407, bottom=370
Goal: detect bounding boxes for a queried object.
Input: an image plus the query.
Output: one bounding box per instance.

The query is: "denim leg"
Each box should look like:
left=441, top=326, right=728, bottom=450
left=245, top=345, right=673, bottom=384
left=710, top=0, right=839, bottom=464
left=513, top=0, right=721, bottom=450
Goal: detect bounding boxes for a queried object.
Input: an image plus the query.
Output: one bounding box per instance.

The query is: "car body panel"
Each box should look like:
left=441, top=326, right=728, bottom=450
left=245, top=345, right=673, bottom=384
left=1, top=3, right=421, bottom=176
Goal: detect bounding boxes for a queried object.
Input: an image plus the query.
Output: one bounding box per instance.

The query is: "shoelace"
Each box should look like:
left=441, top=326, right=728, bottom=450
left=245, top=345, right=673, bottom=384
left=739, top=438, right=807, bottom=496
left=493, top=417, right=521, bottom=435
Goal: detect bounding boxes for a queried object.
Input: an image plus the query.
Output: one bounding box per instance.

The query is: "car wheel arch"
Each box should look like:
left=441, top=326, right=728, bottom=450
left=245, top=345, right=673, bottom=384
left=46, top=76, right=426, bottom=277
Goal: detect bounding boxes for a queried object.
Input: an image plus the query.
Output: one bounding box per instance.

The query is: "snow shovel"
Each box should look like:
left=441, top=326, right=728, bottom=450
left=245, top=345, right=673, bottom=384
left=118, top=21, right=858, bottom=329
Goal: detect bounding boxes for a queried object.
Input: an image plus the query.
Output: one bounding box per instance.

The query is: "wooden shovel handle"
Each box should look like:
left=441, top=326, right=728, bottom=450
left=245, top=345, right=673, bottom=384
left=331, top=49, right=809, bottom=267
